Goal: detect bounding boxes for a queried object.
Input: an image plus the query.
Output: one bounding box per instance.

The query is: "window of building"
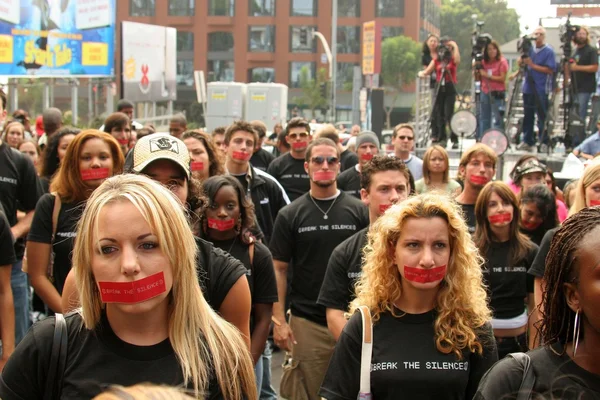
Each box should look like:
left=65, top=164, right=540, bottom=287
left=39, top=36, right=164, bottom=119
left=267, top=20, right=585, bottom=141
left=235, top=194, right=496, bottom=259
left=208, top=60, right=235, bottom=82
left=291, top=0, right=317, bottom=16
left=337, top=0, right=359, bottom=17
left=209, top=0, right=235, bottom=16
left=130, top=0, right=155, bottom=16
left=177, top=32, right=194, bottom=52
left=249, top=26, right=275, bottom=52
left=337, top=62, right=358, bottom=90
left=290, top=26, right=317, bottom=53
left=337, top=26, right=360, bottom=54
left=208, top=32, right=234, bottom=52
left=248, top=67, right=275, bottom=82
left=382, top=26, right=404, bottom=42
left=169, top=0, right=194, bottom=15
left=289, top=61, right=315, bottom=88
left=177, top=60, right=194, bottom=86
left=249, top=0, right=275, bottom=16
left=420, top=0, right=440, bottom=28
left=375, top=0, right=404, bottom=17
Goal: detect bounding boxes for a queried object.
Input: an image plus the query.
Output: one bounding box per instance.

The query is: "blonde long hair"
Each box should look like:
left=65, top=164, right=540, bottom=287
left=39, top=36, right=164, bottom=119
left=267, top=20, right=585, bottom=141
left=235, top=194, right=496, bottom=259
left=72, top=174, right=256, bottom=399
left=350, top=193, right=492, bottom=358
left=570, top=160, right=600, bottom=216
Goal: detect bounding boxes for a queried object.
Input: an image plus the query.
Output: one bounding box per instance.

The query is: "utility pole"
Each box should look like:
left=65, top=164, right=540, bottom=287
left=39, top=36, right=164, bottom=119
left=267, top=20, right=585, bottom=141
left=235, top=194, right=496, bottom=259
left=331, top=0, right=337, bottom=122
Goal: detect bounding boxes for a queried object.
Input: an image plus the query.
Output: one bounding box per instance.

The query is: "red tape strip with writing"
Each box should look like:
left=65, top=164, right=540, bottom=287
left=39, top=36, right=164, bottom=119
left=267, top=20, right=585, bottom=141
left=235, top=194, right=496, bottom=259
left=98, top=272, right=167, bottom=304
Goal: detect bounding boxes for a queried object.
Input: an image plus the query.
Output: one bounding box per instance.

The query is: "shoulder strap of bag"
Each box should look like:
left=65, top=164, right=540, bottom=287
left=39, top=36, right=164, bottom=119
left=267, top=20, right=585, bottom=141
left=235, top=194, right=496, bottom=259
left=249, top=240, right=255, bottom=267
left=508, top=352, right=536, bottom=400
left=44, top=313, right=68, bottom=400
left=51, top=192, right=61, bottom=242
left=358, top=306, right=373, bottom=398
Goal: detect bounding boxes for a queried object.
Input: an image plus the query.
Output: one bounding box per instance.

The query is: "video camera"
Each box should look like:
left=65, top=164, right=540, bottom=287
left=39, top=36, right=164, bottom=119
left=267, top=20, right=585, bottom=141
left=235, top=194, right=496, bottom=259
left=517, top=34, right=534, bottom=58
left=472, top=33, right=492, bottom=70
left=560, top=12, right=579, bottom=55
left=437, top=38, right=454, bottom=64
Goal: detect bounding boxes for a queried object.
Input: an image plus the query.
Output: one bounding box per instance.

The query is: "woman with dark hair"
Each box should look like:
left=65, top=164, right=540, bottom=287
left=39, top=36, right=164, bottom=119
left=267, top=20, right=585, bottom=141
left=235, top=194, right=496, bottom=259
left=544, top=165, right=568, bottom=222
left=200, top=175, right=277, bottom=387
left=182, top=130, right=224, bottom=181
left=26, top=130, right=124, bottom=313
left=519, top=184, right=558, bottom=245
left=103, top=112, right=131, bottom=154
left=475, top=207, right=600, bottom=399
left=421, top=34, right=439, bottom=90
left=474, top=182, right=538, bottom=359
left=478, top=40, right=509, bottom=139
left=507, top=154, right=539, bottom=194
left=40, top=127, right=79, bottom=192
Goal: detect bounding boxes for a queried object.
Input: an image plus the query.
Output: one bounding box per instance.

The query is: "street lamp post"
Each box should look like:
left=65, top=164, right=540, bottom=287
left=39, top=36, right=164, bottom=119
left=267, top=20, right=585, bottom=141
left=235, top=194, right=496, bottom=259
left=331, top=0, right=337, bottom=123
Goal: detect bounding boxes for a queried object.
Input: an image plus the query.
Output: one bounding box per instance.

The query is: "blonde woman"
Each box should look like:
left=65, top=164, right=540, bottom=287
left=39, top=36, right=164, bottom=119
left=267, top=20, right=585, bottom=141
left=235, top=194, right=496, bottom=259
left=0, top=174, right=257, bottom=399
left=319, top=193, right=498, bottom=399
left=94, top=384, right=195, bottom=399
left=414, top=145, right=461, bottom=195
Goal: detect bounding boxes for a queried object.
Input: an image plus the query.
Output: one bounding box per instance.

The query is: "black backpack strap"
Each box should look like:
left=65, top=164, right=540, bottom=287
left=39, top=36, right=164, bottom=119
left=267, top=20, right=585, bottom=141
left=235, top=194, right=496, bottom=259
left=44, top=313, right=68, bottom=400
left=508, top=352, right=535, bottom=400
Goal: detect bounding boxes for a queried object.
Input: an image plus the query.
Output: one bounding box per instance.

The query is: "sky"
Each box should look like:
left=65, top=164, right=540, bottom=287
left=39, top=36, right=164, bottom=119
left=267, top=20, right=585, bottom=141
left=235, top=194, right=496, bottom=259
left=506, top=0, right=558, bottom=34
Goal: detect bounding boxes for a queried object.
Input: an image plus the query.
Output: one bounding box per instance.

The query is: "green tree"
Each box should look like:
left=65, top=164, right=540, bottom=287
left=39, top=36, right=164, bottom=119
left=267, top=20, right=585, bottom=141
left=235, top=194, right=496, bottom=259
left=293, top=66, right=329, bottom=117
left=380, top=35, right=422, bottom=128
left=441, top=0, right=520, bottom=89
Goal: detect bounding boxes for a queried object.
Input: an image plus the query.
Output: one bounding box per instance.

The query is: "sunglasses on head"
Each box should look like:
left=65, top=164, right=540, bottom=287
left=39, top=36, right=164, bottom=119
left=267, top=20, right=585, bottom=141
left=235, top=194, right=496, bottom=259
left=288, top=132, right=309, bottom=140
left=311, top=156, right=339, bottom=165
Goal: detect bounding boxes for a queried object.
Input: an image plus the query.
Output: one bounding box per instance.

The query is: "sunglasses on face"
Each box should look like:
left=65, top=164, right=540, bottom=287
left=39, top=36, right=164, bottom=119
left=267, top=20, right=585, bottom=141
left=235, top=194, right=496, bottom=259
left=398, top=136, right=414, bottom=141
left=311, top=156, right=339, bottom=165
left=289, top=132, right=309, bottom=140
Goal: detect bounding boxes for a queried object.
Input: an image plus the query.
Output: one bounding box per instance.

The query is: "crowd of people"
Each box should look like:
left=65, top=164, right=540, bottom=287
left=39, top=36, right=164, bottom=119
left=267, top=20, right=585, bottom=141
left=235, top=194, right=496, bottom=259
left=1, top=65, right=600, bottom=399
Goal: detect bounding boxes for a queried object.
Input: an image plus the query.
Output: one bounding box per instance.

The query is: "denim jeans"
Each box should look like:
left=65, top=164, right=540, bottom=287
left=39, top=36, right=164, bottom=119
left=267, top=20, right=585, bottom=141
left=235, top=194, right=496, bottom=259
left=523, top=92, right=549, bottom=145
left=573, top=92, right=593, bottom=147
left=259, top=340, right=277, bottom=400
left=11, top=261, right=30, bottom=344
left=479, top=91, right=506, bottom=140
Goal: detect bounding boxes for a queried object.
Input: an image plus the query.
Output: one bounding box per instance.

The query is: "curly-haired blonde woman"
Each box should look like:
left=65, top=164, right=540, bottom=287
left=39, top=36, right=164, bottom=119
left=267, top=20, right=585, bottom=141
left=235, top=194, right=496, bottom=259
left=319, top=193, right=498, bottom=399
left=0, top=174, right=257, bottom=399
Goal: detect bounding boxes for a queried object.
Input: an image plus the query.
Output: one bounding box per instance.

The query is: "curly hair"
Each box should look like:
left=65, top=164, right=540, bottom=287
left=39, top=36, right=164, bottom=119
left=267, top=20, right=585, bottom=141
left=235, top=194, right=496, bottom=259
left=350, top=193, right=491, bottom=359
left=360, top=155, right=410, bottom=192
left=182, top=130, right=225, bottom=178
left=40, top=127, right=81, bottom=179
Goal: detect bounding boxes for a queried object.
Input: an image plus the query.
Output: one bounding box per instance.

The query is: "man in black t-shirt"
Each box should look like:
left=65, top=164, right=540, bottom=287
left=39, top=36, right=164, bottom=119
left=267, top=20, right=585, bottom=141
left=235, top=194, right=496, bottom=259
left=455, top=143, right=497, bottom=234
left=249, top=120, right=276, bottom=172
left=337, top=131, right=380, bottom=198
left=0, top=89, right=44, bottom=345
left=570, top=27, right=599, bottom=146
left=224, top=121, right=290, bottom=244
left=0, top=212, right=16, bottom=367
left=318, top=156, right=410, bottom=339
left=267, top=117, right=311, bottom=201
left=270, top=138, right=369, bottom=399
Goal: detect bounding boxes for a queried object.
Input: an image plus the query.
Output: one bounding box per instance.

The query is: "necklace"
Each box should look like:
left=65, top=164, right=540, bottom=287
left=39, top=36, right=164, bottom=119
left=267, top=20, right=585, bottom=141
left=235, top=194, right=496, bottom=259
left=227, top=236, right=238, bottom=253
left=309, top=193, right=339, bottom=220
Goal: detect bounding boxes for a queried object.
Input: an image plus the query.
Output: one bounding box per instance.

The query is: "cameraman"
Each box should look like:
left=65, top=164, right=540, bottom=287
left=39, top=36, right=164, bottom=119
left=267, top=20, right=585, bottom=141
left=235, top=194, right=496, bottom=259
left=568, top=26, right=598, bottom=147
left=512, top=27, right=556, bottom=152
left=419, top=36, right=461, bottom=149
left=478, top=40, right=509, bottom=139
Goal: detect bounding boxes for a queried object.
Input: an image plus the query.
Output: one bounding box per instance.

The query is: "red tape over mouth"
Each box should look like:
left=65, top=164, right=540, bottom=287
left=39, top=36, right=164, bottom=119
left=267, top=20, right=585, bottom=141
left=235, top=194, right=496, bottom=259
left=379, top=203, right=392, bottom=214
left=98, top=271, right=167, bottom=304
left=117, top=139, right=129, bottom=145
left=590, top=200, right=600, bottom=206
left=292, top=141, right=307, bottom=150
left=207, top=218, right=235, bottom=231
left=81, top=168, right=110, bottom=181
left=191, top=161, right=204, bottom=171
left=313, top=171, right=336, bottom=181
left=488, top=213, right=512, bottom=224
left=403, top=265, right=446, bottom=283
left=361, top=153, right=374, bottom=161
left=469, top=175, right=489, bottom=185
left=232, top=151, right=251, bottom=161
left=521, top=220, right=541, bottom=230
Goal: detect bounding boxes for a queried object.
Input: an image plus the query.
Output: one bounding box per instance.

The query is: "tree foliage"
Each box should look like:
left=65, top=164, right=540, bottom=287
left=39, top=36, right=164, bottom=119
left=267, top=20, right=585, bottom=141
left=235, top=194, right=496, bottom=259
left=294, top=66, right=329, bottom=115
left=441, top=0, right=520, bottom=89
left=380, top=35, right=421, bottom=128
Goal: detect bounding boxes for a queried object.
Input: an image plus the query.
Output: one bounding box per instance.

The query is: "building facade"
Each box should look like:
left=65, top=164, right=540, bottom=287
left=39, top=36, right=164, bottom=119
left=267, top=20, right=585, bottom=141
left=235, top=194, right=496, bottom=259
left=119, top=0, right=440, bottom=122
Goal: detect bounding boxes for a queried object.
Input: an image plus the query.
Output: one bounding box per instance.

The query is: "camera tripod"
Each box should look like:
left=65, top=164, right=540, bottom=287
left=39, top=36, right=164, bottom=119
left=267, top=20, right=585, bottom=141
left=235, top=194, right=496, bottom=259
left=420, top=62, right=449, bottom=147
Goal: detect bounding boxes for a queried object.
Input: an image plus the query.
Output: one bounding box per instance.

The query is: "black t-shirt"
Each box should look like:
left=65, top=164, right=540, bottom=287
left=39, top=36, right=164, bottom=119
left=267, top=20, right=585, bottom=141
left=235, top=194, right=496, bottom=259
left=527, top=227, right=557, bottom=279
left=250, top=148, right=276, bottom=172
left=27, top=194, right=83, bottom=294
left=340, top=149, right=358, bottom=172
left=266, top=152, right=310, bottom=202
left=231, top=173, right=250, bottom=197
left=319, top=309, right=498, bottom=400
left=337, top=166, right=361, bottom=199
left=0, top=212, right=16, bottom=266
left=521, top=226, right=547, bottom=246
left=482, top=241, right=538, bottom=320
left=459, top=203, right=476, bottom=234
left=0, top=142, right=43, bottom=260
left=317, top=227, right=368, bottom=311
left=474, top=342, right=600, bottom=400
left=0, top=312, right=223, bottom=399
left=573, top=44, right=598, bottom=93
left=196, top=237, right=248, bottom=312
left=269, top=192, right=369, bottom=325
